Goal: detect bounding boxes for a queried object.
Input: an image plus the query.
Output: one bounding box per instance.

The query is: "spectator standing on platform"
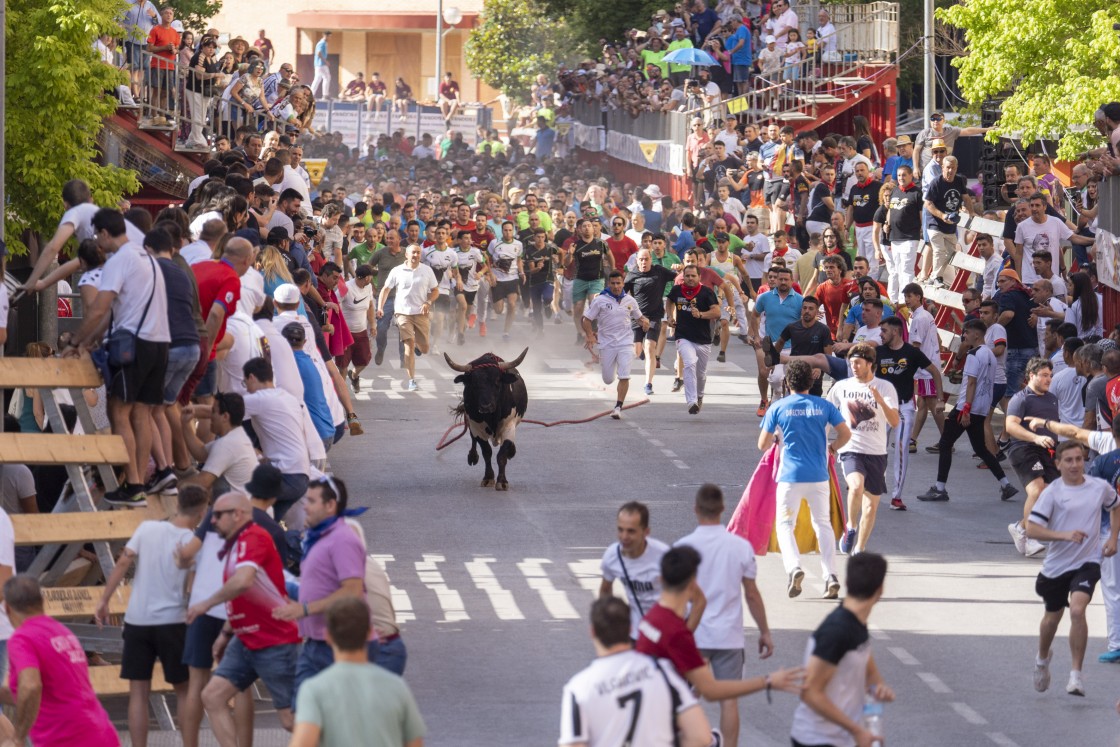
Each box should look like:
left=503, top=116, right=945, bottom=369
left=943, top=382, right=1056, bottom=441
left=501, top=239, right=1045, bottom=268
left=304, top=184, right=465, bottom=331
left=310, top=31, right=333, bottom=100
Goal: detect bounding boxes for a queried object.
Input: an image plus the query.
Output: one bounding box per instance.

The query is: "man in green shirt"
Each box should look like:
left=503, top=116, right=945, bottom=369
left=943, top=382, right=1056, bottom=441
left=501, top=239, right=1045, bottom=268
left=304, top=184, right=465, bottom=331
left=290, top=597, right=426, bottom=747
left=666, top=22, right=694, bottom=86
left=368, top=229, right=407, bottom=365
left=346, top=223, right=373, bottom=275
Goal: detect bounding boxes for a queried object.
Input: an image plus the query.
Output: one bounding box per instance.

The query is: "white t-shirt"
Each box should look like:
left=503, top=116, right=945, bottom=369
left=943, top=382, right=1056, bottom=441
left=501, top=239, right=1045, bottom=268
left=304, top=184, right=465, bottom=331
left=124, top=520, right=195, bottom=625
left=243, top=387, right=313, bottom=475
left=180, top=240, right=213, bottom=265
left=341, top=278, right=374, bottom=333
left=600, top=538, right=669, bottom=638
left=98, top=242, right=172, bottom=343
left=216, top=311, right=265, bottom=394
left=0, top=465, right=35, bottom=516
left=487, top=239, right=524, bottom=283
left=266, top=210, right=296, bottom=239
left=1065, top=294, right=1103, bottom=338
left=740, top=233, right=771, bottom=280
left=1031, top=476, right=1118, bottom=578
left=1014, top=216, right=1072, bottom=285
left=188, top=528, right=228, bottom=621
left=583, top=292, right=643, bottom=348
left=674, top=525, right=757, bottom=649
left=1050, top=366, right=1086, bottom=427
left=908, top=306, right=940, bottom=381
left=826, top=376, right=899, bottom=455
left=189, top=210, right=222, bottom=242
left=559, top=650, right=698, bottom=747
left=60, top=203, right=146, bottom=245
left=202, top=427, right=258, bottom=493
left=254, top=318, right=304, bottom=400
left=0, top=509, right=14, bottom=639
left=956, top=345, right=996, bottom=417
left=383, top=263, right=439, bottom=316
left=422, top=246, right=458, bottom=295
left=455, top=248, right=486, bottom=293
left=1037, top=297, right=1068, bottom=353
left=239, top=267, right=266, bottom=316
left=985, top=323, right=1008, bottom=385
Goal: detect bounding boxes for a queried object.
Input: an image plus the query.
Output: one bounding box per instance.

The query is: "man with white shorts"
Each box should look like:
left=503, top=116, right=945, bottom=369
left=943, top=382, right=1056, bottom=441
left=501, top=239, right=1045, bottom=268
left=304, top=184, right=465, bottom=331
left=583, top=271, right=649, bottom=420
left=759, top=360, right=851, bottom=599
left=845, top=158, right=882, bottom=278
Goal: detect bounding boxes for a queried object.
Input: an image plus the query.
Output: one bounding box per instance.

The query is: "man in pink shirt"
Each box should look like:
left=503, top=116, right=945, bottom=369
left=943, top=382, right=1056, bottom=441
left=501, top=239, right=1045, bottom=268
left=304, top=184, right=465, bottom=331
left=2, top=575, right=118, bottom=746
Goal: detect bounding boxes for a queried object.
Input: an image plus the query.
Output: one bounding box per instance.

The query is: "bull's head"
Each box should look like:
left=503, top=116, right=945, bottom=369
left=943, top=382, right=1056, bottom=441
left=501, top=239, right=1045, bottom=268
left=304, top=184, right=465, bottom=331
left=445, top=348, right=527, bottom=415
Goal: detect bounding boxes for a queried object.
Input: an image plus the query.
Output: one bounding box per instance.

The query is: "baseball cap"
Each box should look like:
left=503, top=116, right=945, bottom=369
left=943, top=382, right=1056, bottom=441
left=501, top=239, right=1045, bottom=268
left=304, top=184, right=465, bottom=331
left=765, top=35, right=776, bottom=44
left=273, top=283, right=302, bottom=305
left=280, top=321, right=306, bottom=345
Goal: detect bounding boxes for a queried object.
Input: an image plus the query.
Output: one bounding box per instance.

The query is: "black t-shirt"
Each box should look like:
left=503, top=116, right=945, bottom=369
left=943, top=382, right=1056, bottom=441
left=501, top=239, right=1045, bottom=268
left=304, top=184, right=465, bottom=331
left=524, top=244, right=554, bottom=286
left=625, top=265, right=678, bottom=319
left=784, top=320, right=834, bottom=395
left=705, top=156, right=742, bottom=192
left=1006, top=387, right=1060, bottom=453
left=811, top=605, right=870, bottom=665
left=743, top=137, right=764, bottom=154
left=572, top=239, right=607, bottom=281
left=666, top=285, right=719, bottom=344
left=873, top=205, right=888, bottom=226
left=924, top=175, right=968, bottom=233
left=996, top=288, right=1038, bottom=349
left=875, top=342, right=932, bottom=402
left=806, top=182, right=833, bottom=223
left=554, top=228, right=574, bottom=248
left=792, top=175, right=811, bottom=217
left=887, top=184, right=923, bottom=241
left=188, top=51, right=221, bottom=96
left=848, top=179, right=882, bottom=225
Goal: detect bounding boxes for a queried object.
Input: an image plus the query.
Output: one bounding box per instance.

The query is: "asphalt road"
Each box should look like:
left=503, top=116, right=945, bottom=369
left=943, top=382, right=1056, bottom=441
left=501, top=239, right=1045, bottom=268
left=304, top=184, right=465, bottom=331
left=323, top=309, right=1120, bottom=747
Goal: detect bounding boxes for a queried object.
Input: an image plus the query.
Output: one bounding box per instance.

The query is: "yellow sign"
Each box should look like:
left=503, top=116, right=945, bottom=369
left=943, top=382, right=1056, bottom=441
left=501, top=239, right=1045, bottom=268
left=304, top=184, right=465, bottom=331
left=556, top=122, right=572, bottom=137
left=639, top=141, right=660, bottom=164
left=303, top=159, right=329, bottom=188
left=727, top=97, right=749, bottom=115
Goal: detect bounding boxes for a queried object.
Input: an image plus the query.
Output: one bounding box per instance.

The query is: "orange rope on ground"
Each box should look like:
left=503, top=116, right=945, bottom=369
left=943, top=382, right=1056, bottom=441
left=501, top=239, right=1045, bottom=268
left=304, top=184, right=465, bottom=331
left=435, top=398, right=652, bottom=451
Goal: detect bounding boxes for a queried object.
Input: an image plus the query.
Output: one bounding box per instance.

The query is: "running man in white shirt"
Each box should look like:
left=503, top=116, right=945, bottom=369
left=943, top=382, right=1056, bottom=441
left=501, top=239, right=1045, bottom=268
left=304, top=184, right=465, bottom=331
left=598, top=502, right=669, bottom=640
left=453, top=230, right=487, bottom=345
left=377, top=245, right=440, bottom=392
left=559, top=597, right=712, bottom=747
left=486, top=221, right=525, bottom=341
left=582, top=271, right=650, bottom=420
left=903, top=283, right=946, bottom=452
left=1026, top=439, right=1120, bottom=697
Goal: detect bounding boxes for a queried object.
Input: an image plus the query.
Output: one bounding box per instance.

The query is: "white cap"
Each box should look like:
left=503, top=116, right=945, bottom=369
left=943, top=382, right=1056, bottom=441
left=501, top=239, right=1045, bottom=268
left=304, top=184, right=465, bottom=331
left=766, top=35, right=776, bottom=44
left=273, top=283, right=301, bottom=305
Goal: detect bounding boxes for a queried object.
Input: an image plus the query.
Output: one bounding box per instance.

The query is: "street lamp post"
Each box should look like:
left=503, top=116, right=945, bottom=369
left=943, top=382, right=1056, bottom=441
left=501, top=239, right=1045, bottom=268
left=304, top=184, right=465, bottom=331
left=435, top=4, right=462, bottom=97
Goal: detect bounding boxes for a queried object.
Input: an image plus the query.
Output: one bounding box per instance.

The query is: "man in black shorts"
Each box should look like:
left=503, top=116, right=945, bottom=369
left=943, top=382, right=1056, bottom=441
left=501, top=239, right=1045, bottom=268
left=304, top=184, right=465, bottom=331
left=624, top=249, right=677, bottom=396
left=1005, top=357, right=1061, bottom=558
left=1027, top=440, right=1120, bottom=697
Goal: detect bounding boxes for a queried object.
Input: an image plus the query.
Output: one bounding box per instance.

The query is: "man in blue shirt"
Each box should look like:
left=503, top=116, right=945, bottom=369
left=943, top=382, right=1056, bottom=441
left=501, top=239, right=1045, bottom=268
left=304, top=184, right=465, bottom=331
left=881, top=135, right=914, bottom=182
left=280, top=322, right=335, bottom=452
left=759, top=360, right=850, bottom=599
left=310, top=31, right=332, bottom=100
left=534, top=116, right=557, bottom=160
left=752, top=266, right=803, bottom=415
left=672, top=213, right=697, bottom=255
left=725, top=15, right=753, bottom=97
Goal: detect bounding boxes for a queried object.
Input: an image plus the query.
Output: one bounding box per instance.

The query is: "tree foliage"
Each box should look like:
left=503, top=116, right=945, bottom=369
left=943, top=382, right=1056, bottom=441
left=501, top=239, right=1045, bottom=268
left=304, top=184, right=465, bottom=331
left=537, top=0, right=672, bottom=56
left=939, top=0, right=1120, bottom=158
left=465, top=0, right=582, bottom=103
left=167, top=0, right=224, bottom=34
left=6, top=0, right=140, bottom=256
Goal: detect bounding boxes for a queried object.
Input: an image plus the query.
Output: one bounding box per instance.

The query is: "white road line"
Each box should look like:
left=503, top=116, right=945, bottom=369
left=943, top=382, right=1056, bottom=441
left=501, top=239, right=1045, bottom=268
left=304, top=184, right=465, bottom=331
left=465, top=557, right=525, bottom=620
left=370, top=554, right=415, bottom=623
left=916, top=672, right=952, bottom=694
left=568, top=559, right=604, bottom=595
left=647, top=439, right=664, bottom=447
left=415, top=554, right=469, bottom=622
left=986, top=733, right=1021, bottom=747
left=518, top=558, right=580, bottom=620
left=887, top=647, right=920, bottom=666
left=661, top=449, right=678, bottom=458
left=951, top=702, right=988, bottom=726
left=672, top=460, right=689, bottom=470
left=868, top=626, right=890, bottom=641
left=385, top=390, right=404, bottom=400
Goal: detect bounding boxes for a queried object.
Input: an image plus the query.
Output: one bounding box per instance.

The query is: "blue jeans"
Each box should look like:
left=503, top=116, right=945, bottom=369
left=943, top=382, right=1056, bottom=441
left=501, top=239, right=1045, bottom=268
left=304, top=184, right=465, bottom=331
left=373, top=635, right=407, bottom=676
left=528, top=284, right=554, bottom=329
left=213, top=638, right=297, bottom=710
left=375, top=294, right=405, bottom=362
left=163, top=344, right=201, bottom=404
left=275, top=473, right=309, bottom=524
left=1005, top=347, right=1036, bottom=395
left=295, top=638, right=381, bottom=698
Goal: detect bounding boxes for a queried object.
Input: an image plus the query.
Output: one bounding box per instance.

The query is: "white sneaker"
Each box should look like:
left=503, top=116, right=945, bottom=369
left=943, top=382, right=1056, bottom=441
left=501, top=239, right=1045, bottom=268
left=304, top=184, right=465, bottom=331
left=1025, top=537, right=1047, bottom=557
left=1008, top=521, right=1026, bottom=554
left=1067, top=670, right=1085, bottom=696
left=610, top=405, right=622, bottom=420
left=406, top=379, right=419, bottom=392
left=1034, top=652, right=1051, bottom=692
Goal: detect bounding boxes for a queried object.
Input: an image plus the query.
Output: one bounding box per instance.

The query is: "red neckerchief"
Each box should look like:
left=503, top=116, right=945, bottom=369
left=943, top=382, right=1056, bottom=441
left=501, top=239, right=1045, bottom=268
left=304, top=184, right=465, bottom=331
left=822, top=180, right=835, bottom=191
left=773, top=246, right=788, bottom=257
left=857, top=178, right=874, bottom=188
left=899, top=182, right=918, bottom=192
left=680, top=282, right=702, bottom=300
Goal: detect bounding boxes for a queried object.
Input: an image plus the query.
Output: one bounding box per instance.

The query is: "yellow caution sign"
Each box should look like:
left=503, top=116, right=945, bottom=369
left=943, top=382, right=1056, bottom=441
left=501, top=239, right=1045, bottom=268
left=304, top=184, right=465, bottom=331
left=639, top=141, right=660, bottom=164
left=303, top=159, right=329, bottom=188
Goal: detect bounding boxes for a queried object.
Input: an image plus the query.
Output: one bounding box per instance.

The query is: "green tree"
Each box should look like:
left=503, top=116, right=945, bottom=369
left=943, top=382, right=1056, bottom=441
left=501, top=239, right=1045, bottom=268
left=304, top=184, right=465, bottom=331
left=538, top=0, right=671, bottom=55
left=167, top=0, right=224, bottom=33
left=466, top=0, right=581, bottom=103
left=6, top=0, right=139, bottom=256
left=939, top=0, right=1120, bottom=157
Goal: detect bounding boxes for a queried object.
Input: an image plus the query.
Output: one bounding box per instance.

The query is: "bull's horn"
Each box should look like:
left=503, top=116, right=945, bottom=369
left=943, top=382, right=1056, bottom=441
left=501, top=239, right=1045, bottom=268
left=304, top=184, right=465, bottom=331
left=499, top=347, right=529, bottom=371
left=444, top=353, right=472, bottom=373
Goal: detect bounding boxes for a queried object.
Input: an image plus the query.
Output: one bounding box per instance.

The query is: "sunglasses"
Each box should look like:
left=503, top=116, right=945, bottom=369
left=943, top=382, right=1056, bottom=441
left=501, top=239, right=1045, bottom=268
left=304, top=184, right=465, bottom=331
left=933, top=149, right=947, bottom=154
left=930, top=116, right=944, bottom=121
left=212, top=508, right=237, bottom=519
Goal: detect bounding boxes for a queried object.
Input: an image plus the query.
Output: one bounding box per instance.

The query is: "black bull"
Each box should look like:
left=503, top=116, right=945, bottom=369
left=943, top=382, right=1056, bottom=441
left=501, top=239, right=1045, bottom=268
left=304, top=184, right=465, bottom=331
left=444, top=348, right=529, bottom=491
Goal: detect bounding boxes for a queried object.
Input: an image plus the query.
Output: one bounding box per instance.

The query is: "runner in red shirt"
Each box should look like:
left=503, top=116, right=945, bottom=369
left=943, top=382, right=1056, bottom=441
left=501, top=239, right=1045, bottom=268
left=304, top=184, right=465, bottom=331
left=186, top=493, right=300, bottom=734
left=606, top=217, right=639, bottom=271
left=813, top=255, right=857, bottom=336
left=193, top=256, right=243, bottom=359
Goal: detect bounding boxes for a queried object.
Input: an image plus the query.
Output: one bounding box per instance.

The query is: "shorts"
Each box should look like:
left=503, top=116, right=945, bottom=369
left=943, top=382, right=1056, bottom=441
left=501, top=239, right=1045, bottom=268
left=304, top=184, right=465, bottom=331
left=915, top=378, right=938, bottom=398
left=108, top=339, right=169, bottom=406
left=600, top=345, right=635, bottom=383
left=698, top=648, right=745, bottom=680
left=433, top=294, right=452, bottom=312
left=992, top=383, right=1007, bottom=405
left=336, top=332, right=372, bottom=370
left=839, top=452, right=888, bottom=496
left=163, top=344, right=201, bottom=405
left=123, top=41, right=145, bottom=67
left=148, top=66, right=176, bottom=92
left=633, top=320, right=662, bottom=343
left=491, top=279, right=521, bottom=302
left=1010, top=444, right=1060, bottom=487
left=1005, top=347, right=1035, bottom=395
left=572, top=278, right=605, bottom=303
left=182, top=613, right=226, bottom=669
left=394, top=313, right=430, bottom=350
left=1036, top=563, right=1101, bottom=612
left=120, top=622, right=190, bottom=684
left=763, top=180, right=784, bottom=207
left=176, top=338, right=211, bottom=406
left=213, top=637, right=298, bottom=710
left=732, top=65, right=752, bottom=83
left=194, top=360, right=218, bottom=398
left=458, top=290, right=477, bottom=306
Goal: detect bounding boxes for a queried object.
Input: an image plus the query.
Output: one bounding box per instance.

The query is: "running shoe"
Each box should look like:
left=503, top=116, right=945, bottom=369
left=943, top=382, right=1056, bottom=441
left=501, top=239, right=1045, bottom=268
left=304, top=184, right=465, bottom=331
left=457, top=332, right=465, bottom=345
left=696, top=397, right=703, bottom=411
left=468, top=313, right=477, bottom=328
left=1008, top=521, right=1027, bottom=554
left=978, top=462, right=990, bottom=469
left=925, top=444, right=940, bottom=454
left=760, top=336, right=777, bottom=367
left=479, top=321, right=487, bottom=337
left=1098, top=649, right=1120, bottom=664
left=1066, top=670, right=1084, bottom=697
left=374, top=347, right=386, bottom=366
left=717, top=351, right=726, bottom=363
left=908, top=438, right=917, bottom=454
left=406, top=379, right=419, bottom=392
left=104, top=483, right=148, bottom=508
left=839, top=528, right=857, bottom=554
left=414, top=346, right=423, bottom=357
left=1033, top=653, right=1051, bottom=692
left=146, top=466, right=177, bottom=495
left=1025, top=537, right=1047, bottom=557
left=1000, top=484, right=1019, bottom=501
left=655, top=357, right=662, bottom=369
left=347, top=413, right=364, bottom=436
left=756, top=399, right=768, bottom=417
left=643, top=383, right=653, bottom=396
left=824, top=575, right=841, bottom=599
left=688, top=402, right=700, bottom=415
left=916, top=486, right=949, bottom=502
left=787, top=568, right=805, bottom=598
left=349, top=371, right=361, bottom=392
left=610, top=405, right=622, bottom=420
left=889, top=498, right=907, bottom=511
left=672, top=378, right=684, bottom=392
left=502, top=333, right=511, bottom=341
left=639, top=351, right=646, bottom=361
